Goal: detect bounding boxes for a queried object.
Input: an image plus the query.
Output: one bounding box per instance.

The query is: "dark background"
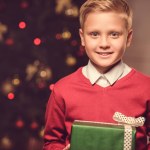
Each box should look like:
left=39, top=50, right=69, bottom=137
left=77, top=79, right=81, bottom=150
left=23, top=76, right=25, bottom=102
left=0, top=0, right=150, bottom=150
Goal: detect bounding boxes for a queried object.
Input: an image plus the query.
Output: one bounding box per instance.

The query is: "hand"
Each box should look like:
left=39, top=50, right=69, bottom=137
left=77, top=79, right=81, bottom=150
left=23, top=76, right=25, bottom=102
left=63, top=144, right=70, bottom=150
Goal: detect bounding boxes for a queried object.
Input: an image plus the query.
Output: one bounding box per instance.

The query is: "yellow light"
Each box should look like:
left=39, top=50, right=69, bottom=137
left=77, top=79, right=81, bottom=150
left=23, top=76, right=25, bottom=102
left=0, top=23, right=7, bottom=41
left=39, top=128, right=44, bottom=137
left=26, top=64, right=38, bottom=80
left=1, top=137, right=12, bottom=149
left=62, top=30, right=71, bottom=40
left=2, top=81, right=14, bottom=94
left=65, top=6, right=79, bottom=17
left=39, top=68, right=53, bottom=80
left=12, top=78, right=20, bottom=86
left=66, top=55, right=77, bottom=66
left=55, top=0, right=71, bottom=14
left=40, top=70, right=47, bottom=78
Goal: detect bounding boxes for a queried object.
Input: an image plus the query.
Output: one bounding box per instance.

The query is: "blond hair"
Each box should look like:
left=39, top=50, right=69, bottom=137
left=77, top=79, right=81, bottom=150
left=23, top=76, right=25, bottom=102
left=79, top=0, right=133, bottom=30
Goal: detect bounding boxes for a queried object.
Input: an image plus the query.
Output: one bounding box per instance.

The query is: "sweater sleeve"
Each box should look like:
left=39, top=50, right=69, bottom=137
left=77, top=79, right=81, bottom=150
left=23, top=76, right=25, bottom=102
left=43, top=88, right=67, bottom=150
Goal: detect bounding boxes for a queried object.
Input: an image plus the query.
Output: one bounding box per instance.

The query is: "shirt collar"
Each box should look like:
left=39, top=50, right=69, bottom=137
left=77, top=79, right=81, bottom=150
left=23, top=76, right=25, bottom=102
left=86, top=60, right=125, bottom=85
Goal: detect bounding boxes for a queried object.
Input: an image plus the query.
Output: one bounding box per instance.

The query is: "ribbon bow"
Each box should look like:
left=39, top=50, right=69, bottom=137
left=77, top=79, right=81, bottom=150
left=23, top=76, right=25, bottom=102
left=113, top=112, right=145, bottom=127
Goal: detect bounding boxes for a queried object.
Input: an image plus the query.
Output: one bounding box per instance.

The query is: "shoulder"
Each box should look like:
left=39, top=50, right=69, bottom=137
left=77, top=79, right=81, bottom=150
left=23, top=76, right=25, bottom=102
left=132, top=69, right=150, bottom=85
left=134, top=69, right=150, bottom=80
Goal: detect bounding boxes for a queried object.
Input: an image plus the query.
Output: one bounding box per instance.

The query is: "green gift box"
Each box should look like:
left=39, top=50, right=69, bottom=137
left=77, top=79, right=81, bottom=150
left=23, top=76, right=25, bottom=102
left=70, top=120, right=136, bottom=150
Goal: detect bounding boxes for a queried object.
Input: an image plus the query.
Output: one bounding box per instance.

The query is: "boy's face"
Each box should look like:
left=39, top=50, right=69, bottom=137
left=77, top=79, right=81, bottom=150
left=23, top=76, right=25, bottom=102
left=79, top=12, right=133, bottom=73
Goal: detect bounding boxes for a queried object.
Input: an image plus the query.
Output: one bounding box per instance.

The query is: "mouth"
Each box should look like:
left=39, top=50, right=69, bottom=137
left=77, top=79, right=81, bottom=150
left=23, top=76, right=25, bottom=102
left=96, top=51, right=113, bottom=57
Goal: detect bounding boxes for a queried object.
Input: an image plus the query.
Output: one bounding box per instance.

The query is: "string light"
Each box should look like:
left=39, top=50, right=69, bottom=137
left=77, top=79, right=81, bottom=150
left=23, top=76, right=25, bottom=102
left=62, top=30, right=71, bottom=40
left=65, top=54, right=77, bottom=66
left=0, top=1, right=84, bottom=149
left=39, top=128, right=44, bottom=137
left=2, top=81, right=14, bottom=94
left=15, top=119, right=24, bottom=128
left=71, top=40, right=78, bottom=46
left=55, top=0, right=71, bottom=14
left=39, top=68, right=53, bottom=80
left=26, top=62, right=39, bottom=81
left=77, top=45, right=85, bottom=56
left=33, top=38, right=41, bottom=46
left=1, top=136, right=12, bottom=149
left=5, top=38, right=14, bottom=45
left=0, top=23, right=7, bottom=41
left=18, top=21, right=26, bottom=29
left=12, top=78, right=20, bottom=86
left=55, top=33, right=62, bottom=40
left=7, top=92, right=15, bottom=100
left=65, top=6, right=79, bottom=17
left=20, top=1, right=29, bottom=9
left=30, top=121, right=39, bottom=130
left=36, top=79, right=46, bottom=89
left=40, top=70, right=47, bottom=78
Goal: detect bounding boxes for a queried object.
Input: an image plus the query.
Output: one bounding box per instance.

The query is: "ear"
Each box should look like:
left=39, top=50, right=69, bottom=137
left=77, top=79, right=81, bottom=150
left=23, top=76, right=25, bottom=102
left=79, top=28, right=85, bottom=46
left=126, top=29, right=133, bottom=47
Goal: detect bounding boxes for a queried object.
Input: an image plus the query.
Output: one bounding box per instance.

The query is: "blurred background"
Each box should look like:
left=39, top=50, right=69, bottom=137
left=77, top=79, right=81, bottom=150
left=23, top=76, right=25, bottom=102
left=0, top=0, right=150, bottom=150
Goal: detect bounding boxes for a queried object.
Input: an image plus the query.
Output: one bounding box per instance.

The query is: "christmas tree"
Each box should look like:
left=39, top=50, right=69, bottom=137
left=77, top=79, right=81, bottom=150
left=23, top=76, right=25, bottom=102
left=0, top=0, right=87, bottom=149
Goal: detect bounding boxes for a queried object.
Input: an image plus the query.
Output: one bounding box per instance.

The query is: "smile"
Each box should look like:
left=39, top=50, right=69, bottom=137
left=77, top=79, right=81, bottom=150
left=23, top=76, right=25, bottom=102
left=96, top=52, right=113, bottom=57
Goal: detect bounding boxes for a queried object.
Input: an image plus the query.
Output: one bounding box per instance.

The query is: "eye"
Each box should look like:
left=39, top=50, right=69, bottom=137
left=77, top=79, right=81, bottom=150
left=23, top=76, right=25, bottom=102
left=89, top=32, right=99, bottom=38
left=110, top=32, right=120, bottom=38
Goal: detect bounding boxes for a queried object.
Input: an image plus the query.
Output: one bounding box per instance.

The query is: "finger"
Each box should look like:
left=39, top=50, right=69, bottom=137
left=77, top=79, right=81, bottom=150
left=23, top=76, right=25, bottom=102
left=63, top=144, right=70, bottom=150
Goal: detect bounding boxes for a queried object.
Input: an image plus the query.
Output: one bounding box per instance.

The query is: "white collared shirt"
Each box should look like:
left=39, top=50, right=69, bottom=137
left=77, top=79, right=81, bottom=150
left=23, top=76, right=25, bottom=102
left=82, top=60, right=131, bottom=87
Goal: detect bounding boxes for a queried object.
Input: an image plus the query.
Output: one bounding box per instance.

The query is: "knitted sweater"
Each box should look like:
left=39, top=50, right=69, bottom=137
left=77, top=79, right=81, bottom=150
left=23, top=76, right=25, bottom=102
left=43, top=67, right=150, bottom=150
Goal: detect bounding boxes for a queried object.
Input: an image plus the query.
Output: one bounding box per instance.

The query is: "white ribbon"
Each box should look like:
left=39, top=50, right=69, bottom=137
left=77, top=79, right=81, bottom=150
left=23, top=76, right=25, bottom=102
left=113, top=112, right=145, bottom=150
left=124, top=125, right=132, bottom=150
left=113, top=112, right=145, bottom=127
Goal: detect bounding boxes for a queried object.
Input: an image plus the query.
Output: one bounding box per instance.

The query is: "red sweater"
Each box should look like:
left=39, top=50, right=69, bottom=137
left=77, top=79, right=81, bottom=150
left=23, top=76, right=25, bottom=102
left=43, top=67, right=150, bottom=150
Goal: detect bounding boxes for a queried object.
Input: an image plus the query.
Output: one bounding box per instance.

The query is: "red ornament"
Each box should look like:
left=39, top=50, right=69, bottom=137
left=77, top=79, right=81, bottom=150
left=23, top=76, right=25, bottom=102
left=71, top=40, right=78, bottom=46
left=7, top=93, right=15, bottom=100
left=55, top=33, right=62, bottom=40
left=20, top=1, right=29, bottom=9
left=16, top=119, right=24, bottom=128
left=38, top=81, right=46, bottom=89
left=19, top=21, right=26, bottom=29
left=30, top=121, right=39, bottom=130
left=77, top=46, right=85, bottom=56
left=33, top=38, right=41, bottom=46
left=5, top=38, right=14, bottom=45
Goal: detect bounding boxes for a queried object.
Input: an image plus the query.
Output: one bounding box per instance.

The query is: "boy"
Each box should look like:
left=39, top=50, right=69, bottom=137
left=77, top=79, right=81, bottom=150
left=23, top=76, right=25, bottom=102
left=43, top=0, right=150, bottom=150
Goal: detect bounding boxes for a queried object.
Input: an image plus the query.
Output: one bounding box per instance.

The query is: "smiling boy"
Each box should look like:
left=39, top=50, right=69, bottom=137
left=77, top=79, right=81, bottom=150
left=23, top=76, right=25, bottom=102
left=43, top=0, right=150, bottom=150
left=79, top=11, right=132, bottom=74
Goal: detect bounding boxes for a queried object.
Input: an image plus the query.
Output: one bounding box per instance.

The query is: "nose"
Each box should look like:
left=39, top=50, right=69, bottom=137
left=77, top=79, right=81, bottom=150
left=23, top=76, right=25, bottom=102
left=99, top=36, right=110, bottom=50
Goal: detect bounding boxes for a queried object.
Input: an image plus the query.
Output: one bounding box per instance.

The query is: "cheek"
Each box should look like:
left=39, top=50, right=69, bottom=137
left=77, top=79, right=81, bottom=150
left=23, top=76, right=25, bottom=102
left=85, top=39, right=97, bottom=49
left=84, top=42, right=95, bottom=56
left=112, top=39, right=127, bottom=51
left=85, top=43, right=95, bottom=54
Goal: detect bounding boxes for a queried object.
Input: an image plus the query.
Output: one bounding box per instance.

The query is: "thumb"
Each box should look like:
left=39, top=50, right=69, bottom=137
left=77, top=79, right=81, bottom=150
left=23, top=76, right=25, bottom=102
left=63, top=144, right=70, bottom=150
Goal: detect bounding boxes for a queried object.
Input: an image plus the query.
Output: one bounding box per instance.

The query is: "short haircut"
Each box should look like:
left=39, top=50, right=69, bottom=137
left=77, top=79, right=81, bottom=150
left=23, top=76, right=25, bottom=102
left=79, top=0, right=133, bottom=30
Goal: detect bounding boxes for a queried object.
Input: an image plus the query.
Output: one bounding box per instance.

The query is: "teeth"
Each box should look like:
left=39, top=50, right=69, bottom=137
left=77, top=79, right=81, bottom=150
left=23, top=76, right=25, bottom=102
left=97, top=52, right=112, bottom=55
left=101, top=52, right=109, bottom=54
